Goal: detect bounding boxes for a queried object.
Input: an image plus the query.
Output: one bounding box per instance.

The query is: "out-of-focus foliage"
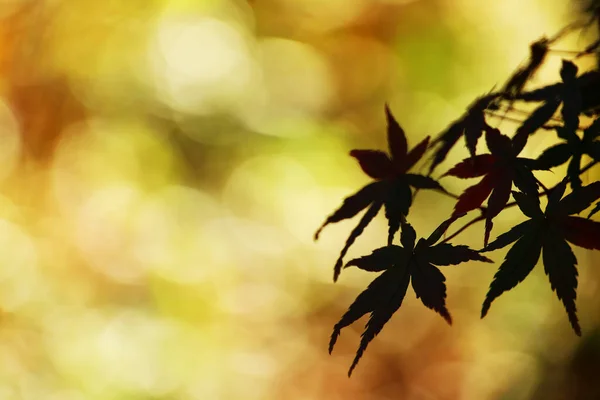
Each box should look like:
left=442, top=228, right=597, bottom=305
left=0, top=0, right=599, bottom=399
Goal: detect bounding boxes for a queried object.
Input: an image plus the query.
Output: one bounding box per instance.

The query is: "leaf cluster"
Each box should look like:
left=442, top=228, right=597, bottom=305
left=314, top=16, right=600, bottom=375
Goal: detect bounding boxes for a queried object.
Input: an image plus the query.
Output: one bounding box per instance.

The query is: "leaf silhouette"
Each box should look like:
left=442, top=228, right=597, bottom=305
left=444, top=128, right=539, bottom=246
left=315, top=106, right=447, bottom=281
left=534, top=116, right=600, bottom=189
left=428, top=93, right=498, bottom=174
left=331, top=218, right=491, bottom=376
left=480, top=182, right=600, bottom=335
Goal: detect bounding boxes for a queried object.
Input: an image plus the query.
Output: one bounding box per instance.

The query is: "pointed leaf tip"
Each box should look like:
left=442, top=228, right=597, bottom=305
left=385, top=104, right=408, bottom=161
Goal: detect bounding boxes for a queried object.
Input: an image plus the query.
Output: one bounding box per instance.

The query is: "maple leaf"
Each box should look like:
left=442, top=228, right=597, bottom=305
left=535, top=116, right=600, bottom=188
left=511, top=60, right=580, bottom=153
left=428, top=93, right=499, bottom=174
left=315, top=105, right=446, bottom=281
left=329, top=218, right=492, bottom=376
left=481, top=181, right=600, bottom=335
left=444, top=128, right=539, bottom=246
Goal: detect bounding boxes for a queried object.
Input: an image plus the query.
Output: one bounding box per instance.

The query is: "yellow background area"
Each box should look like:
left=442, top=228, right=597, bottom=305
left=0, top=0, right=598, bottom=399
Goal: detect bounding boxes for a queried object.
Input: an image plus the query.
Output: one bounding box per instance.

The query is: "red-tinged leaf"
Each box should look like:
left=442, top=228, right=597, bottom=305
left=484, top=175, right=513, bottom=246
left=347, top=267, right=410, bottom=376
left=443, top=154, right=497, bottom=178
left=315, top=182, right=383, bottom=240
left=410, top=261, right=452, bottom=324
left=481, top=232, right=543, bottom=318
left=345, top=246, right=407, bottom=272
left=558, top=182, right=600, bottom=216
left=350, top=150, right=393, bottom=180
left=542, top=231, right=581, bottom=335
left=485, top=128, right=513, bottom=156
left=332, top=201, right=383, bottom=282
left=453, top=174, right=496, bottom=216
left=402, top=136, right=430, bottom=172
left=482, top=220, right=533, bottom=252
left=561, top=216, right=600, bottom=250
left=385, top=105, right=408, bottom=160
left=426, top=243, right=492, bottom=266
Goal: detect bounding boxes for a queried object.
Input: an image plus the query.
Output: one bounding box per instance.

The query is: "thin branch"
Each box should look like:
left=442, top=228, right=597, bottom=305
left=440, top=215, right=485, bottom=244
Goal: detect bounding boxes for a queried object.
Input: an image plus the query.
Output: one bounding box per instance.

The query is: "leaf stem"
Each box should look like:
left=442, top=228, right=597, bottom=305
left=440, top=215, right=485, bottom=244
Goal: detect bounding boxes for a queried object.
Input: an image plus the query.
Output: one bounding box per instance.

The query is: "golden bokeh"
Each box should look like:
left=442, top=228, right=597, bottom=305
left=0, top=0, right=598, bottom=399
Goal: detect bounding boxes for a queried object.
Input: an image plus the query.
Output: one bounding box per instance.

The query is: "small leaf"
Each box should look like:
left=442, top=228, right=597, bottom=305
left=512, top=191, right=543, bottom=218
left=482, top=220, right=533, bottom=252
left=535, top=143, right=572, bottom=170
left=567, top=153, right=583, bottom=189
left=385, top=105, right=408, bottom=161
left=427, top=243, right=492, bottom=265
left=558, top=182, right=600, bottom=215
left=453, top=174, right=496, bottom=216
left=329, top=270, right=395, bottom=354
left=350, top=150, right=393, bottom=180
left=481, top=232, right=543, bottom=318
left=542, top=231, right=581, bottom=335
left=515, top=99, right=561, bottom=139
left=485, top=128, right=513, bottom=156
left=315, top=182, right=382, bottom=240
left=348, top=268, right=410, bottom=376
left=400, top=221, right=416, bottom=250
left=484, top=175, right=512, bottom=246
left=512, top=166, right=539, bottom=196
left=443, top=155, right=497, bottom=178
left=384, top=181, right=412, bottom=245
left=402, top=136, right=430, bottom=172
left=345, top=246, right=406, bottom=272
left=561, top=216, right=600, bottom=250
left=410, top=261, right=452, bottom=324
left=405, top=174, right=446, bottom=191
left=332, top=201, right=383, bottom=282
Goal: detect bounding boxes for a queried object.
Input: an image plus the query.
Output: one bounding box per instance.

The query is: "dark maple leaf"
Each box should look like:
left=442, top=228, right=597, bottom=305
left=444, top=128, right=539, bottom=246
left=315, top=106, right=447, bottom=281
left=534, top=116, right=600, bottom=188
left=428, top=93, right=499, bottom=174
left=481, top=181, right=600, bottom=335
left=511, top=60, right=580, bottom=153
left=330, top=218, right=491, bottom=376
left=502, top=37, right=550, bottom=98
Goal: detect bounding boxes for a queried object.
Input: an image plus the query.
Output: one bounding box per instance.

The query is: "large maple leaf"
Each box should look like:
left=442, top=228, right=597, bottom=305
left=480, top=181, right=600, bottom=335
left=315, top=105, right=446, bottom=281
left=329, top=218, right=491, bottom=376
left=444, top=128, right=539, bottom=246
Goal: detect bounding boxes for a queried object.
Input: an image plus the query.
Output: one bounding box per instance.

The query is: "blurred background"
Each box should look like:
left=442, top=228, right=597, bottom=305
left=1, top=0, right=600, bottom=399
